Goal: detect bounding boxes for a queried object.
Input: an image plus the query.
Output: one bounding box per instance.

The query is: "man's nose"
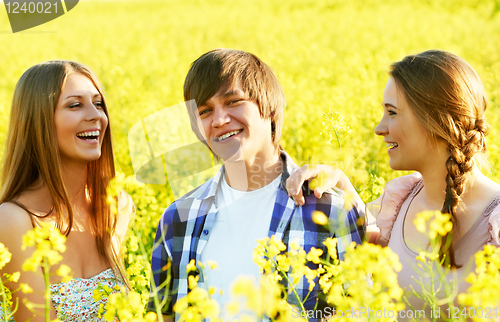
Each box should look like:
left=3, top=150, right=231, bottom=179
left=212, top=106, right=230, bottom=127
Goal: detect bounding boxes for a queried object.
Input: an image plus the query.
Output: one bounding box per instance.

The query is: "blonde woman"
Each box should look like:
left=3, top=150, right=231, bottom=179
left=0, top=61, right=133, bottom=321
left=286, top=50, right=500, bottom=315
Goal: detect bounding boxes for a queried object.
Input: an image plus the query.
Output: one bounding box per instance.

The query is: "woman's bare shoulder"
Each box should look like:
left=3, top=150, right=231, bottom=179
left=462, top=174, right=500, bottom=219
left=0, top=202, right=33, bottom=234
left=474, top=174, right=500, bottom=202
left=0, top=202, right=34, bottom=270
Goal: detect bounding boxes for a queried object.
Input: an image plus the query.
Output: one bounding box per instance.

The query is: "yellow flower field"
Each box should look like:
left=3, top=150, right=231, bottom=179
left=1, top=0, right=500, bottom=320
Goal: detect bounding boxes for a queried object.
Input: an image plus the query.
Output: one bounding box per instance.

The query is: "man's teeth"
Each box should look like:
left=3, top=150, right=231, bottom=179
left=76, top=130, right=100, bottom=138
left=217, top=130, right=241, bottom=141
left=387, top=142, right=398, bottom=148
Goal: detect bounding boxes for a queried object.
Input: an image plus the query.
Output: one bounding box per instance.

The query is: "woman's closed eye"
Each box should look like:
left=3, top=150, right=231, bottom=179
left=68, top=102, right=82, bottom=108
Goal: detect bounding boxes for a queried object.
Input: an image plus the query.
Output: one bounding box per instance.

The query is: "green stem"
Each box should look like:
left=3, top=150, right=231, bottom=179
left=428, top=261, right=438, bottom=322
left=332, top=126, right=343, bottom=163
left=1, top=277, right=9, bottom=320
left=333, top=127, right=341, bottom=151
left=137, top=230, right=164, bottom=322
left=42, top=257, right=51, bottom=322
left=270, top=258, right=308, bottom=321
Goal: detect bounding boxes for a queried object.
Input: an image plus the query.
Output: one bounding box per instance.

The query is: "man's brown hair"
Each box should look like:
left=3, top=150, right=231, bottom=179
left=184, top=48, right=286, bottom=149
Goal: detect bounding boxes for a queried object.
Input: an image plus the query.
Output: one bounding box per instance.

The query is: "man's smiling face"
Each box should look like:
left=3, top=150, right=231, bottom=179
left=197, top=83, right=275, bottom=164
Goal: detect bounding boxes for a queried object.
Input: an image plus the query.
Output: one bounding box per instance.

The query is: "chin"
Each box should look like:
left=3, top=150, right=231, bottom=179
left=83, top=153, right=102, bottom=163
left=211, top=142, right=243, bottom=162
left=388, top=160, right=403, bottom=171
left=388, top=162, right=413, bottom=172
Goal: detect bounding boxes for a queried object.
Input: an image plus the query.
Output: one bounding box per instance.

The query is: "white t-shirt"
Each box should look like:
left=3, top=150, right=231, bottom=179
left=200, top=173, right=281, bottom=311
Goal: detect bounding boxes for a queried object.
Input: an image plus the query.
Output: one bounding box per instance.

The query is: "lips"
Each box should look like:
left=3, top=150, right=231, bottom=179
left=215, top=129, right=243, bottom=142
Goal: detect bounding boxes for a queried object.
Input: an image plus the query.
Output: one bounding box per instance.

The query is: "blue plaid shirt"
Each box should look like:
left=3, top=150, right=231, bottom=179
left=148, top=151, right=365, bottom=321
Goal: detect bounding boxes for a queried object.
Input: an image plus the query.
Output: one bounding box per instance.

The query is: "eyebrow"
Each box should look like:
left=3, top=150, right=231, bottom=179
left=383, top=103, right=397, bottom=109
left=218, top=89, right=245, bottom=99
left=63, top=93, right=102, bottom=100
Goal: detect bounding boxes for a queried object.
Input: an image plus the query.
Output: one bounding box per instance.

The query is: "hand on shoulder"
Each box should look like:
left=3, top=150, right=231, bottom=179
left=286, top=164, right=360, bottom=206
left=114, top=190, right=136, bottom=245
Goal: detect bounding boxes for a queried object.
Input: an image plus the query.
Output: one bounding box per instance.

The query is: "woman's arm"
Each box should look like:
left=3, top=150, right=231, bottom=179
left=286, top=164, right=363, bottom=207
left=286, top=165, right=387, bottom=245
left=0, top=203, right=57, bottom=321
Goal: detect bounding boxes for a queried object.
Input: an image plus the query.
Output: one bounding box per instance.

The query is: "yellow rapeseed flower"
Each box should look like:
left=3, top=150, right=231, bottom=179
left=128, top=236, right=139, bottom=252
left=20, top=283, right=33, bottom=294
left=306, top=247, right=323, bottom=264
left=458, top=244, right=500, bottom=314
left=0, top=243, right=12, bottom=269
left=323, top=242, right=405, bottom=321
left=56, top=264, right=72, bottom=278
left=21, top=223, right=67, bottom=273
left=186, top=259, right=197, bottom=272
left=413, top=210, right=453, bottom=240
left=323, top=238, right=338, bottom=260
left=6, top=271, right=20, bottom=283
left=206, top=260, right=218, bottom=270
left=144, top=312, right=157, bottom=321
left=174, top=281, right=220, bottom=322
left=312, top=211, right=328, bottom=226
left=188, top=275, right=199, bottom=289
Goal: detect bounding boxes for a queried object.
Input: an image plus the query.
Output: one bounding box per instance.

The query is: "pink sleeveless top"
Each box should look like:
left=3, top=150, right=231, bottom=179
left=368, top=173, right=500, bottom=320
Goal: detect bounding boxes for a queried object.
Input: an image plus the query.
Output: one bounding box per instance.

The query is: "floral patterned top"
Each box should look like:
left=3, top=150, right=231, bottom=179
left=1, top=268, right=124, bottom=322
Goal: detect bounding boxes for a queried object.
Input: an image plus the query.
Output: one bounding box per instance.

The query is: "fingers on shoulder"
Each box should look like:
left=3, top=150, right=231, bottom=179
left=287, top=165, right=315, bottom=193
left=117, top=190, right=136, bottom=219
left=115, top=190, right=136, bottom=240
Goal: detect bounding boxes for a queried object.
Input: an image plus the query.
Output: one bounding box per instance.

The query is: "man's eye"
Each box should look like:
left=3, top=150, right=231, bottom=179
left=228, top=99, right=242, bottom=105
left=199, top=108, right=211, bottom=116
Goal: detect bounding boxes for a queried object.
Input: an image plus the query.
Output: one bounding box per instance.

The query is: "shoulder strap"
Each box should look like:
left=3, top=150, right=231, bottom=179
left=483, top=193, right=500, bottom=218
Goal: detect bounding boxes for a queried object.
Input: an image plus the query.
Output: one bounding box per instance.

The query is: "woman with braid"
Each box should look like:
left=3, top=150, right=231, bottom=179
left=286, top=50, right=500, bottom=314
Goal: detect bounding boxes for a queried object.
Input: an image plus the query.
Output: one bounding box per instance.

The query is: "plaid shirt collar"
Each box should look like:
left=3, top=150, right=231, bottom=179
left=189, top=149, right=296, bottom=202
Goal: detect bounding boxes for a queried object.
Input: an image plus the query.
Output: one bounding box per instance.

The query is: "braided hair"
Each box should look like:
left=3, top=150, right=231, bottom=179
left=390, top=50, right=488, bottom=267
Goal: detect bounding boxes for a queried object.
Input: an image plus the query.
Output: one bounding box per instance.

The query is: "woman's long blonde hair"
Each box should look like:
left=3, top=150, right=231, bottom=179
left=0, top=60, right=129, bottom=286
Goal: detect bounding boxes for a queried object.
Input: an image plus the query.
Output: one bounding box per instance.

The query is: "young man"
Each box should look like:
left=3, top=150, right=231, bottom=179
left=148, top=49, right=365, bottom=321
